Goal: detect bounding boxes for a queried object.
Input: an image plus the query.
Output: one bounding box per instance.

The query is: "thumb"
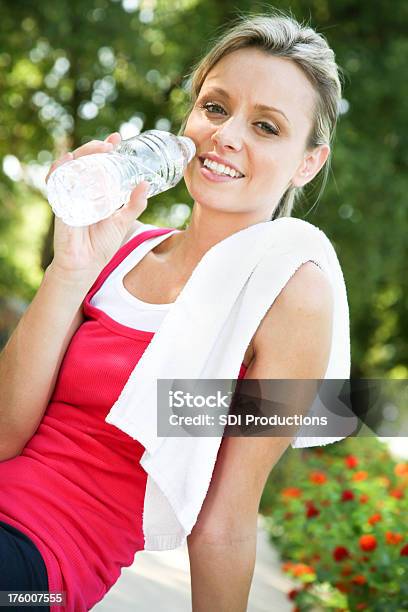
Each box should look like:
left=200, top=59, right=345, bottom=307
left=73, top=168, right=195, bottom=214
left=115, top=181, right=150, bottom=226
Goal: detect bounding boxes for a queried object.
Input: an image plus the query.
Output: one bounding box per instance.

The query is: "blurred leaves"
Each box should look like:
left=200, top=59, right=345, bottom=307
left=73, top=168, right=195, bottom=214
left=0, top=0, right=407, bottom=375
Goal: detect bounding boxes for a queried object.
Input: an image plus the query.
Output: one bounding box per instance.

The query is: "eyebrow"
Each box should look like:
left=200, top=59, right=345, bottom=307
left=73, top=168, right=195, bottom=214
left=200, top=86, right=290, bottom=125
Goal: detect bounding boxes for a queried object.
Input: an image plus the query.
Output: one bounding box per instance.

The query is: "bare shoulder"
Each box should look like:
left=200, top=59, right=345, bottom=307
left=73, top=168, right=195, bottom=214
left=250, top=261, right=334, bottom=379
left=272, top=260, right=333, bottom=315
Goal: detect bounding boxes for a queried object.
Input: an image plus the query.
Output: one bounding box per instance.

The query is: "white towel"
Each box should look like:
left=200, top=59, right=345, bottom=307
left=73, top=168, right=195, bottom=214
left=105, top=217, right=353, bottom=550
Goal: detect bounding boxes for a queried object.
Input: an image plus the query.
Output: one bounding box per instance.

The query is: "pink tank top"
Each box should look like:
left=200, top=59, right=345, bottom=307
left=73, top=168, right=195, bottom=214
left=0, top=228, right=248, bottom=611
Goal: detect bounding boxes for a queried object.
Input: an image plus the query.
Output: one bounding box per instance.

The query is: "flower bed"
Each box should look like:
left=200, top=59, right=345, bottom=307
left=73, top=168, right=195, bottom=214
left=260, top=437, right=408, bottom=611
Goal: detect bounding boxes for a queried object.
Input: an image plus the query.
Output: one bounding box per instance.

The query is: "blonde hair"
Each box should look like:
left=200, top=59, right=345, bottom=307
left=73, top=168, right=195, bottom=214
left=179, top=11, right=343, bottom=219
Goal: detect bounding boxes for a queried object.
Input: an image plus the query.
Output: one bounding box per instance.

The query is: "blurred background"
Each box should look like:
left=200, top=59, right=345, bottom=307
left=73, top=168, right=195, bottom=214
left=1, top=3, right=408, bottom=610
left=0, top=0, right=407, bottom=378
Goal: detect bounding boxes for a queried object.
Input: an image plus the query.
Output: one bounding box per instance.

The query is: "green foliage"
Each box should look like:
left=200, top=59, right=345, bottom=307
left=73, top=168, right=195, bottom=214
left=0, top=0, right=407, bottom=375
left=261, top=438, right=408, bottom=610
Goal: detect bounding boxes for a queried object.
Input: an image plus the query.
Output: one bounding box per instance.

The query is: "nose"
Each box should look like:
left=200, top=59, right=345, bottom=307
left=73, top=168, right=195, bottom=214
left=210, top=118, right=243, bottom=152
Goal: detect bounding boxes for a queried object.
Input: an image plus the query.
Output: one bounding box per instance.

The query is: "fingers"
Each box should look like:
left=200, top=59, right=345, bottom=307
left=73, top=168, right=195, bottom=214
left=72, top=132, right=120, bottom=157
left=104, top=132, right=121, bottom=146
left=71, top=139, right=115, bottom=158
left=45, top=152, right=74, bottom=184
left=46, top=134, right=120, bottom=185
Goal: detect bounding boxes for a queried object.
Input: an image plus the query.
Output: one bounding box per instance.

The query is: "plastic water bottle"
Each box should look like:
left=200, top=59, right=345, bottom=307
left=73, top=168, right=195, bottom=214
left=46, top=130, right=196, bottom=227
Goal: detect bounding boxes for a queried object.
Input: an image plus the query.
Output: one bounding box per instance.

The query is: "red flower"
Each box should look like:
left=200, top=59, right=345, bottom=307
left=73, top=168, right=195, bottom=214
left=333, top=546, right=350, bottom=562
left=359, top=535, right=377, bottom=552
left=341, top=489, right=355, bottom=502
left=282, top=487, right=302, bottom=498
left=352, top=574, right=367, bottom=585
left=306, top=505, right=320, bottom=518
left=309, top=471, right=327, bottom=484
left=390, top=488, right=404, bottom=499
left=341, top=565, right=353, bottom=576
left=345, top=455, right=359, bottom=468
left=400, top=544, right=408, bottom=556
left=367, top=513, right=382, bottom=525
left=335, top=582, right=349, bottom=594
left=359, top=494, right=369, bottom=503
left=356, top=604, right=368, bottom=610
left=386, top=531, right=403, bottom=545
left=287, top=589, right=300, bottom=601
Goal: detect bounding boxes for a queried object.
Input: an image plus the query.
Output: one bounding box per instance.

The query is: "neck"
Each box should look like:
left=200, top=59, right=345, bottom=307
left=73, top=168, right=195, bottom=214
left=165, top=204, right=271, bottom=267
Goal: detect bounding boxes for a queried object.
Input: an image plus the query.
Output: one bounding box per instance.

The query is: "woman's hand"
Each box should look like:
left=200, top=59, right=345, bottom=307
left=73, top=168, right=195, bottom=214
left=45, top=132, right=149, bottom=280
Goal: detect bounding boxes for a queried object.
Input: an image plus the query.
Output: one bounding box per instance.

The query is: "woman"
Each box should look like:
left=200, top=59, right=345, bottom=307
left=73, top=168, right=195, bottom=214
left=0, top=11, right=347, bottom=612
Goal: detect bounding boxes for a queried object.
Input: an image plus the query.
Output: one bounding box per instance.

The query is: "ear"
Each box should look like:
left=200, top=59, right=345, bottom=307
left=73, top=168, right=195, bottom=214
left=291, top=144, right=330, bottom=188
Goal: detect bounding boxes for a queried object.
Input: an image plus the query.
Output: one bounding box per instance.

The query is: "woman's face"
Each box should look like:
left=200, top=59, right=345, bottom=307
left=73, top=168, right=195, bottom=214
left=183, top=47, right=327, bottom=220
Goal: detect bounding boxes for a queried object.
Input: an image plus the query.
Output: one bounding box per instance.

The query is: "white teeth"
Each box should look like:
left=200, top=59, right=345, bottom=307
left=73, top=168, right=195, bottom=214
left=202, top=158, right=242, bottom=178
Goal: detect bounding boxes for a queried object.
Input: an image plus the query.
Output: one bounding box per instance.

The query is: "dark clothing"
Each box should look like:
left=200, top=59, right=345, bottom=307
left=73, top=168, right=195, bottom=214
left=0, top=520, right=49, bottom=611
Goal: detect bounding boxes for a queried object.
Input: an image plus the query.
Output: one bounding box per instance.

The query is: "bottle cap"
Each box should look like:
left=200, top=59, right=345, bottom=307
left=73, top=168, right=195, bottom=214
left=178, top=136, right=196, bottom=163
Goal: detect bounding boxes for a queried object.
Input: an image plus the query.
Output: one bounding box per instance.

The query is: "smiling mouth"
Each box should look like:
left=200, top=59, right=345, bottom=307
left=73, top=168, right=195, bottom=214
left=198, top=157, right=245, bottom=179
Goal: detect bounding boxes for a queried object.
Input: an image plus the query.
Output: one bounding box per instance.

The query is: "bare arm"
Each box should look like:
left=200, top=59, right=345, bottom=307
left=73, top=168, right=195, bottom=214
left=0, top=134, right=149, bottom=462
left=187, top=262, right=334, bottom=611
left=0, top=265, right=95, bottom=460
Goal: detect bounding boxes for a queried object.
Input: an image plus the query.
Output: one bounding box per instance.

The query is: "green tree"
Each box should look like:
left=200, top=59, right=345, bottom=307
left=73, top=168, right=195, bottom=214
left=0, top=0, right=407, bottom=376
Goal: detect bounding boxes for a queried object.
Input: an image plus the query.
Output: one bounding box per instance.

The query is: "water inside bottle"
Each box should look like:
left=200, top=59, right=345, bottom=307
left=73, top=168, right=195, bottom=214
left=47, top=155, right=124, bottom=225
left=47, top=131, right=195, bottom=226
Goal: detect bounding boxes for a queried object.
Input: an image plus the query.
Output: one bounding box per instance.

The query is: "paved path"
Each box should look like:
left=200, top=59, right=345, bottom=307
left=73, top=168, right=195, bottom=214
left=94, top=515, right=294, bottom=612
